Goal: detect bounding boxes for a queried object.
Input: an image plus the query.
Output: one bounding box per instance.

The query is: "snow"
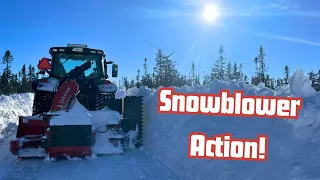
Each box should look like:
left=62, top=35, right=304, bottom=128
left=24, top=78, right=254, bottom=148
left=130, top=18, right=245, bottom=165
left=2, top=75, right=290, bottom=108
left=125, top=69, right=320, bottom=180
left=288, top=69, right=318, bottom=98
left=92, top=130, right=123, bottom=154
left=89, top=107, right=121, bottom=126
left=0, top=69, right=319, bottom=180
left=50, top=99, right=92, bottom=126
left=18, top=148, right=47, bottom=158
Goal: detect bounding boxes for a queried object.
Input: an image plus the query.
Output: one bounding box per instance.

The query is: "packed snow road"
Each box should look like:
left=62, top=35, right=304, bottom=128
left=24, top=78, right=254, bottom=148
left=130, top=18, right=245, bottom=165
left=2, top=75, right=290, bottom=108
left=0, top=150, right=179, bottom=180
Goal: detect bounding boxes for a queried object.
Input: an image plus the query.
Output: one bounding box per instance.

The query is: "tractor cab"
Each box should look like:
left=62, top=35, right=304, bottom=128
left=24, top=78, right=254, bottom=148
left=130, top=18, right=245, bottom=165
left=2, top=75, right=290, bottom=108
left=38, top=44, right=118, bottom=79
left=34, top=44, right=118, bottom=94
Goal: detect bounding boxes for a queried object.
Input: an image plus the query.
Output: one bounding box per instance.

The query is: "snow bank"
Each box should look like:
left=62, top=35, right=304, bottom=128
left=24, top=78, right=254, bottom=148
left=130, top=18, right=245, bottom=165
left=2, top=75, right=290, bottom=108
left=0, top=93, right=34, bottom=139
left=128, top=69, right=320, bottom=180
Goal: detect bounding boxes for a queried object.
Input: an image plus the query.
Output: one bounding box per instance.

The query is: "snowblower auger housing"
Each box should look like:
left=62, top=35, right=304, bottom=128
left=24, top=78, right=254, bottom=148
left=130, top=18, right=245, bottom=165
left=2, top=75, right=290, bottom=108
left=10, top=44, right=144, bottom=159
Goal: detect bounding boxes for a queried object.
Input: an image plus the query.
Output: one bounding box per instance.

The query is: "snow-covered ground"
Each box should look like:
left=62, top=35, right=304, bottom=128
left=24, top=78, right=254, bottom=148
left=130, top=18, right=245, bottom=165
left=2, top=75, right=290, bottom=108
left=0, top=69, right=319, bottom=180
left=126, top=69, right=320, bottom=180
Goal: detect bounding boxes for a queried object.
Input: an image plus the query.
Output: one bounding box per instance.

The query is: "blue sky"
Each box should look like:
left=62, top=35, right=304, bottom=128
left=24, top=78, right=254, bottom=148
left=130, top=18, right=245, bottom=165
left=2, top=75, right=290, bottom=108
left=1, top=0, right=320, bottom=82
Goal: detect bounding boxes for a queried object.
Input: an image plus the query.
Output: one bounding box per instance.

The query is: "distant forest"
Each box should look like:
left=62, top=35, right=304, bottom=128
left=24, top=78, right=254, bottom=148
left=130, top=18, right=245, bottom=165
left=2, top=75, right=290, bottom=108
left=0, top=45, right=319, bottom=95
left=120, top=45, right=320, bottom=92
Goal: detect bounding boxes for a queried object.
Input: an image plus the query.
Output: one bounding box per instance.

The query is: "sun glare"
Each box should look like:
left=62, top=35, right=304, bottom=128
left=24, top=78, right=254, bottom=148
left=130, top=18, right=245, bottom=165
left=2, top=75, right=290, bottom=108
left=202, top=4, right=219, bottom=22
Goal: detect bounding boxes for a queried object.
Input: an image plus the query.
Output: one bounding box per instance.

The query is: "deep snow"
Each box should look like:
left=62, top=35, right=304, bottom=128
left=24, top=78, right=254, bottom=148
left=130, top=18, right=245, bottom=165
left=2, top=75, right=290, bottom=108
left=0, top=68, right=319, bottom=180
left=126, top=69, right=320, bottom=180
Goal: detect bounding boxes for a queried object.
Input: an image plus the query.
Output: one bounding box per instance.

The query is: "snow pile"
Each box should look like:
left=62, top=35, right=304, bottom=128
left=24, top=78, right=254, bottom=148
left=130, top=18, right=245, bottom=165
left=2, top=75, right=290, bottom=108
left=127, top=69, right=320, bottom=180
left=50, top=99, right=91, bottom=126
left=90, top=107, right=123, bottom=154
left=288, top=69, right=317, bottom=98
left=0, top=93, right=34, bottom=140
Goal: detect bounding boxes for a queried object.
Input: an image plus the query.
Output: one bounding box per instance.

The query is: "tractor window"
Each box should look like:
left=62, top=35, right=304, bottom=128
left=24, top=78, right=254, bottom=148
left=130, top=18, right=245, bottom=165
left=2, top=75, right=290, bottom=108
left=54, top=54, right=103, bottom=78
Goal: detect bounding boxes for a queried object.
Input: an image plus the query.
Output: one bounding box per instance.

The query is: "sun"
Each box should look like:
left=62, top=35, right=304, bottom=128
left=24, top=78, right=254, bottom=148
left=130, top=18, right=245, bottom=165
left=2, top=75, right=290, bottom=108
left=202, top=4, right=219, bottom=22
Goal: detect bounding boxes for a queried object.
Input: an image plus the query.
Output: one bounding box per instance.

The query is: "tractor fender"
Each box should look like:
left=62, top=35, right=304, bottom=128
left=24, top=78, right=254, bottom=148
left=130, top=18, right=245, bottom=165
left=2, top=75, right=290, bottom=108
left=97, top=82, right=118, bottom=93
left=36, top=77, right=60, bottom=92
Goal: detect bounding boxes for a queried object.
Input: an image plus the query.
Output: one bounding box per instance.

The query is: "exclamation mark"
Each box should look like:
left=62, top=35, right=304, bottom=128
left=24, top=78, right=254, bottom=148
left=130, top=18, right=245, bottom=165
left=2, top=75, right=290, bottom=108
left=258, top=136, right=267, bottom=159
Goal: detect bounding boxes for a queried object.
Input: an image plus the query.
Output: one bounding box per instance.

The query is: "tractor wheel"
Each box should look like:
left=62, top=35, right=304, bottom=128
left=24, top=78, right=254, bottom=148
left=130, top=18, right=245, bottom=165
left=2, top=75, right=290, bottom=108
left=77, top=92, right=116, bottom=111
left=32, top=91, right=56, bottom=115
left=95, top=93, right=116, bottom=110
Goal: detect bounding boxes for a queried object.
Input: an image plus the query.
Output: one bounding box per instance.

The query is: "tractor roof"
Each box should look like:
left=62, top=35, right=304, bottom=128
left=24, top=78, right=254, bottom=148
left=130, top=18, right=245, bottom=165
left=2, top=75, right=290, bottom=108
left=49, top=46, right=106, bottom=57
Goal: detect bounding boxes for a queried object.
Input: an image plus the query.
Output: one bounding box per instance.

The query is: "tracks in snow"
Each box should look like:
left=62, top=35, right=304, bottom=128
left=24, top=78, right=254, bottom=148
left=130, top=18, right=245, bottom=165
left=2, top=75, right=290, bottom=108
left=0, top=150, right=180, bottom=180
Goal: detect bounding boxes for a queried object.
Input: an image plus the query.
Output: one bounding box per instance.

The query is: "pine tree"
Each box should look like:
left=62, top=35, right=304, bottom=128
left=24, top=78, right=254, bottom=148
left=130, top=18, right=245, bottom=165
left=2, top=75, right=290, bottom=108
left=283, top=65, right=290, bottom=85
left=143, top=58, right=148, bottom=77
left=129, top=79, right=135, bottom=88
left=244, top=75, right=249, bottom=84
left=195, top=74, right=201, bottom=85
left=1, top=50, right=14, bottom=94
left=270, top=78, right=275, bottom=90
left=190, top=62, right=196, bottom=85
left=315, top=70, right=320, bottom=91
left=20, top=64, right=28, bottom=92
left=226, top=61, right=232, bottom=80
left=308, top=71, right=317, bottom=90
left=257, top=45, right=267, bottom=83
left=232, top=63, right=238, bottom=80
left=10, top=74, right=19, bottom=93
left=27, top=65, right=36, bottom=92
left=239, top=63, right=244, bottom=79
left=211, top=45, right=227, bottom=80
left=122, top=76, right=129, bottom=90
left=276, top=78, right=283, bottom=87
left=265, top=74, right=271, bottom=87
left=252, top=57, right=259, bottom=85
left=136, top=69, right=141, bottom=87
left=203, top=71, right=211, bottom=85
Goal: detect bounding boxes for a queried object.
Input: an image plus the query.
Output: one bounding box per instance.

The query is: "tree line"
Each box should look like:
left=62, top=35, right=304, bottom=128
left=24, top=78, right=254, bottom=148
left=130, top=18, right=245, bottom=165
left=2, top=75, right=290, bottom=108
left=0, top=45, right=319, bottom=96
left=120, top=45, right=320, bottom=92
left=0, top=50, right=37, bottom=95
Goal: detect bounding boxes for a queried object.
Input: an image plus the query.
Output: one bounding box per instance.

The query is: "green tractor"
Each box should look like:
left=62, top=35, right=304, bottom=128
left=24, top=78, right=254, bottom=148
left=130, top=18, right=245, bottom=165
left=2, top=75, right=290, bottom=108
left=10, top=44, right=143, bottom=158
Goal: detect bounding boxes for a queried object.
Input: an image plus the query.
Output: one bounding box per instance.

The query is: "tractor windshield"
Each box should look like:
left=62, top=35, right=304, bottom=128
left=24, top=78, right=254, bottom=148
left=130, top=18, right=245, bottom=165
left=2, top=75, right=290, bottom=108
left=53, top=54, right=103, bottom=78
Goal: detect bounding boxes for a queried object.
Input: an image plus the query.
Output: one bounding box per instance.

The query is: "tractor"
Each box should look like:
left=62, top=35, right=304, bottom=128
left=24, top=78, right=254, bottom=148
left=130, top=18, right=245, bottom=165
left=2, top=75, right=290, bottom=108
left=10, top=44, right=143, bottom=159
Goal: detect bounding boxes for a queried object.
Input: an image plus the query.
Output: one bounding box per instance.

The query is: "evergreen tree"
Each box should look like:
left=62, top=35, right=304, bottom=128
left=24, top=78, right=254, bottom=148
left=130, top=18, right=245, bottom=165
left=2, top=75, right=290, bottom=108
left=239, top=63, right=244, bottom=79
left=265, top=74, right=271, bottom=88
left=195, top=74, right=201, bottom=85
left=283, top=65, right=290, bottom=85
left=27, top=65, right=36, bottom=92
left=141, top=58, right=153, bottom=88
left=308, top=71, right=319, bottom=91
left=257, top=45, right=267, bottom=83
left=1, top=50, right=14, bottom=94
left=136, top=69, right=141, bottom=87
left=20, top=64, right=28, bottom=92
left=211, top=45, right=227, bottom=80
left=232, top=63, right=238, bottom=80
left=226, top=61, right=232, bottom=80
left=190, top=62, right=196, bottom=85
left=122, top=76, right=129, bottom=90
left=315, top=70, right=320, bottom=91
left=129, top=79, right=135, bottom=88
left=203, top=71, right=211, bottom=85
left=244, top=75, right=249, bottom=84
left=270, top=78, right=275, bottom=90
left=276, top=78, right=283, bottom=87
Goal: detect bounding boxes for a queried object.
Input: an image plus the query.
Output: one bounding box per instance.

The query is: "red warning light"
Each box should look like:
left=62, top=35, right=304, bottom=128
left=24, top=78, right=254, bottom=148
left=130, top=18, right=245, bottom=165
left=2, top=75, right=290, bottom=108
left=37, top=58, right=51, bottom=70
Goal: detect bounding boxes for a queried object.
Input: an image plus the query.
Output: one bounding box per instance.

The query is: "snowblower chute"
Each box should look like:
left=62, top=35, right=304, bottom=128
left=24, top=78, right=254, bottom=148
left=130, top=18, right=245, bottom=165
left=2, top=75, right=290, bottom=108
left=10, top=44, right=143, bottom=159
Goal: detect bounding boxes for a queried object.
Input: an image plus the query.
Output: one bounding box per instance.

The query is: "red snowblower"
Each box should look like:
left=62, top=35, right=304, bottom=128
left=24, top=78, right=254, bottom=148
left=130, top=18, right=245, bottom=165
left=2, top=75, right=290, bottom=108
left=10, top=44, right=143, bottom=159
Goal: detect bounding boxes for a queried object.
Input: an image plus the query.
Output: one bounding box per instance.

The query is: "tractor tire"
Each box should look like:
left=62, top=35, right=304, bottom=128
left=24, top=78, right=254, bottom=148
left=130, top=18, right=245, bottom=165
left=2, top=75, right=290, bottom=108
left=32, top=91, right=56, bottom=115
left=77, top=92, right=116, bottom=111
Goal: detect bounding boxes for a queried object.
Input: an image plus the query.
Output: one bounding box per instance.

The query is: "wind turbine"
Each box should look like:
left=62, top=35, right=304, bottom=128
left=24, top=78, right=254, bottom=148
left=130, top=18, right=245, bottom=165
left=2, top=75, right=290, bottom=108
left=146, top=40, right=177, bottom=60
